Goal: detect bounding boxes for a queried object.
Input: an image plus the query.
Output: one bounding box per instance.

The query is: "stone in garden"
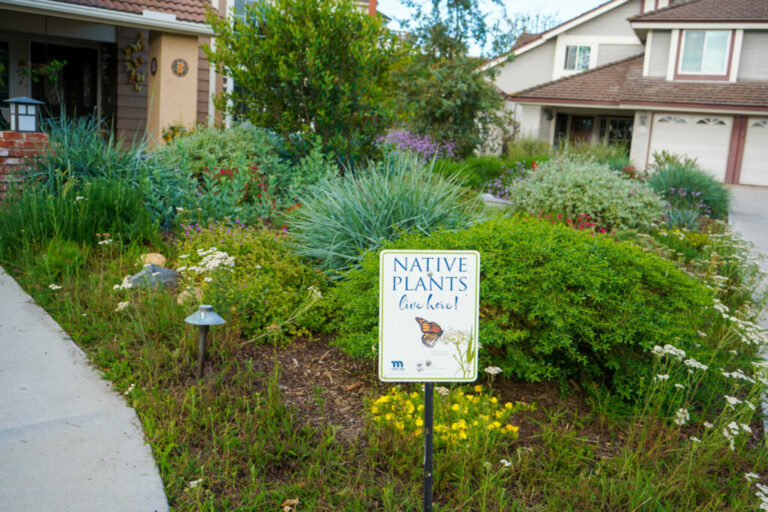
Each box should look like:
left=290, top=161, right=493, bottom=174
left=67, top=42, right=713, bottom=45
left=140, top=253, right=167, bottom=267
left=129, top=264, right=178, bottom=289
left=479, top=193, right=512, bottom=208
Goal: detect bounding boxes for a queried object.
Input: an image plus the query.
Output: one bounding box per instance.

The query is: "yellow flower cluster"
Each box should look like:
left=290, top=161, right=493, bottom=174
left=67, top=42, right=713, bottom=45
left=369, top=385, right=535, bottom=446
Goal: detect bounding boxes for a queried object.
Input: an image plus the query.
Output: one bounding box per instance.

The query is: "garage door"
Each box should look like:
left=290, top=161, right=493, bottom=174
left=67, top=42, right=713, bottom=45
left=739, top=119, right=768, bottom=186
left=648, top=114, right=732, bottom=182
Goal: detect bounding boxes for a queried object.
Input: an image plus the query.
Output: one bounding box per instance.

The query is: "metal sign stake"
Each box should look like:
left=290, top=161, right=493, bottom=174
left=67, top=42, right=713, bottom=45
left=424, top=382, right=434, bottom=512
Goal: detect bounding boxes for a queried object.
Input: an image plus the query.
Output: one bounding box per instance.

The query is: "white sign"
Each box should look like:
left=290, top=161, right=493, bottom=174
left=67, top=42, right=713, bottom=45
left=379, top=250, right=480, bottom=382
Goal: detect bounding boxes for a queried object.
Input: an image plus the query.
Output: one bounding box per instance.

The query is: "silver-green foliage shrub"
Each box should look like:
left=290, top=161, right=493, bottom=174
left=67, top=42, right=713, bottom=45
left=330, top=217, right=715, bottom=399
left=287, top=154, right=482, bottom=273
left=507, top=157, right=663, bottom=231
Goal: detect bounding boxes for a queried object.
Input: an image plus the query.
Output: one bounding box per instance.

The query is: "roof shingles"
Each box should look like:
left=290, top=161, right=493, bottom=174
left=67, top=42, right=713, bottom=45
left=51, top=0, right=209, bottom=24
left=510, top=54, right=768, bottom=111
left=631, top=0, right=768, bottom=23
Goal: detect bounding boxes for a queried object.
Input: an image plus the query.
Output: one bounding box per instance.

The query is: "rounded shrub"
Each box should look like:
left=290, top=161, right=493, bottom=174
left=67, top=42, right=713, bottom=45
left=505, top=157, right=663, bottom=231
left=330, top=217, right=715, bottom=398
left=286, top=153, right=482, bottom=273
left=647, top=164, right=730, bottom=221
left=175, top=222, right=328, bottom=342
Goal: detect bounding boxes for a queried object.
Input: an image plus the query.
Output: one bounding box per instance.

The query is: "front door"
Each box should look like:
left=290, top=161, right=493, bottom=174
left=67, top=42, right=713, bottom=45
left=30, top=42, right=98, bottom=121
left=570, top=116, right=593, bottom=144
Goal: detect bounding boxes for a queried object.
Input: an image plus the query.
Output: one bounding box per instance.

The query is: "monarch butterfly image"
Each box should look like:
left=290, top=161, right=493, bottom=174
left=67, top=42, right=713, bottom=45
left=415, top=317, right=444, bottom=348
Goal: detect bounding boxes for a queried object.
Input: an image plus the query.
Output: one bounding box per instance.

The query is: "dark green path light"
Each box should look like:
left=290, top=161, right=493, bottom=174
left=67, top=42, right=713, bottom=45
left=184, top=305, right=225, bottom=379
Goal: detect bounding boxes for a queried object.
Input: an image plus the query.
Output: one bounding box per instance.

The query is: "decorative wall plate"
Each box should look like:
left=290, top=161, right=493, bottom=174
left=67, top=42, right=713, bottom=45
left=171, top=58, right=188, bottom=77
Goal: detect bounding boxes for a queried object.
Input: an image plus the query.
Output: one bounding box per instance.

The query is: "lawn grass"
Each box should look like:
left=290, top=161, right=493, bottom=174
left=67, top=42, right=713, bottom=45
left=7, top=236, right=768, bottom=511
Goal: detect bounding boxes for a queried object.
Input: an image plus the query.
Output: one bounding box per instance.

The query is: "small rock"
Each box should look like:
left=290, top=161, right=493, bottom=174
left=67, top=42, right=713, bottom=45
left=140, top=253, right=167, bottom=267
left=479, top=193, right=512, bottom=208
left=129, top=264, right=178, bottom=289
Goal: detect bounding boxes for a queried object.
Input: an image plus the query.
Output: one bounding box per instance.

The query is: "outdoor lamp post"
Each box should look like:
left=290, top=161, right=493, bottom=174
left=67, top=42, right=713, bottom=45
left=184, top=305, right=225, bottom=379
left=4, top=97, right=45, bottom=132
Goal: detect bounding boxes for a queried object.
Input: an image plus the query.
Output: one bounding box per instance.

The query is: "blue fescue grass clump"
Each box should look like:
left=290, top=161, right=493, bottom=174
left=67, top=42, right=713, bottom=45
left=647, top=163, right=731, bottom=224
left=286, top=153, right=483, bottom=273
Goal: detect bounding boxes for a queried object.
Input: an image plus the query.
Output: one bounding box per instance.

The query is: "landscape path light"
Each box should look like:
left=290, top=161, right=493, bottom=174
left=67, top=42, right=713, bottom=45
left=184, top=305, right=225, bottom=379
left=4, top=96, right=45, bottom=132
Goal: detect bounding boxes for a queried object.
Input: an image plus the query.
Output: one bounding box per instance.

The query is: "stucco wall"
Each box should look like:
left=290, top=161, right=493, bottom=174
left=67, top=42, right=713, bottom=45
left=567, top=0, right=641, bottom=37
left=493, top=40, right=556, bottom=95
left=597, top=43, right=644, bottom=66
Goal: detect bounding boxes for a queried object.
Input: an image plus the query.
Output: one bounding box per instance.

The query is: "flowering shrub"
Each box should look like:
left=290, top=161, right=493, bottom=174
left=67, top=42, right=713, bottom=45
left=647, top=163, right=730, bottom=223
left=377, top=129, right=457, bottom=161
left=331, top=217, right=716, bottom=398
left=485, top=162, right=532, bottom=200
left=504, top=157, right=664, bottom=231
left=368, top=385, right=534, bottom=448
left=174, top=221, right=328, bottom=341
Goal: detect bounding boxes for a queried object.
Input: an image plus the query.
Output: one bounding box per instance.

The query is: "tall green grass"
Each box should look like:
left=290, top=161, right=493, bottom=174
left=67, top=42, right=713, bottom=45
left=648, top=164, right=731, bottom=221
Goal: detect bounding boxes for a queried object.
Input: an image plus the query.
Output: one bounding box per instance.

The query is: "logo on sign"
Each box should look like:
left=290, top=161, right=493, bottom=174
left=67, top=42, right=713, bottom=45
left=391, top=360, right=404, bottom=369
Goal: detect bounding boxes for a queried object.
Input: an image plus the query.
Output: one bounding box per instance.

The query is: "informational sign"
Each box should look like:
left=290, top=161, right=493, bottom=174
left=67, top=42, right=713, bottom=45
left=379, top=250, right=480, bottom=382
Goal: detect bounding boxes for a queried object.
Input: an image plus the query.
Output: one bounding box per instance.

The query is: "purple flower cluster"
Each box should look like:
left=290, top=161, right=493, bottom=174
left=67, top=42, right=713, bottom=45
left=377, top=129, right=457, bottom=161
left=486, top=162, right=531, bottom=201
left=665, top=187, right=712, bottom=216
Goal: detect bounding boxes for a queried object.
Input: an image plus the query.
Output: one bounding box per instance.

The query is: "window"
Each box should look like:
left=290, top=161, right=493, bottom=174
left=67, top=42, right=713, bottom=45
left=696, top=117, right=726, bottom=126
left=752, top=120, right=768, bottom=128
left=658, top=116, right=686, bottom=124
left=679, top=30, right=730, bottom=75
left=564, top=45, right=590, bottom=71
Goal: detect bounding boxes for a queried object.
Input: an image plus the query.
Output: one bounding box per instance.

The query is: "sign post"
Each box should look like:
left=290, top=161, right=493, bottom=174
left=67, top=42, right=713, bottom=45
left=379, top=250, right=480, bottom=511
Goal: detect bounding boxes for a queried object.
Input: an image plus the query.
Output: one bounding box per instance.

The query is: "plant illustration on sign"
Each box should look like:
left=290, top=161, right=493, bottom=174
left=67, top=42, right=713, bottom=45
left=415, top=317, right=443, bottom=348
left=446, top=328, right=475, bottom=379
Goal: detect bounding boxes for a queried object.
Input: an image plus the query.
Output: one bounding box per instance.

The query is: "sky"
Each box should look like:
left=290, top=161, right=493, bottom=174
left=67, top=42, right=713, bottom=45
left=377, top=0, right=605, bottom=53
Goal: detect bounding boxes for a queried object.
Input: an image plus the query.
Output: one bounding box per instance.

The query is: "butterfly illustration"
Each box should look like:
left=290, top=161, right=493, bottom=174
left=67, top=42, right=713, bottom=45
left=415, top=317, right=444, bottom=348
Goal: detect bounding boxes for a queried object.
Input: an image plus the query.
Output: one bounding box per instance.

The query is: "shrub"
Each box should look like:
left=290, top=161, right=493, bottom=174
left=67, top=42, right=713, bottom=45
left=434, top=156, right=540, bottom=191
left=504, top=137, right=550, bottom=163
left=286, top=154, right=482, bottom=273
left=161, top=125, right=336, bottom=225
left=331, top=217, right=715, bottom=398
left=0, top=180, right=157, bottom=262
left=174, top=222, right=328, bottom=341
left=505, top=157, right=664, bottom=231
left=647, top=164, right=730, bottom=221
left=559, top=142, right=630, bottom=171
left=650, top=150, right=699, bottom=171
left=28, top=115, right=195, bottom=229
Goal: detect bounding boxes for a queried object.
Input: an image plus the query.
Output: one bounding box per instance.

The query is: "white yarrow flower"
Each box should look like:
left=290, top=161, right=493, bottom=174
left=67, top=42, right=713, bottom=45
left=484, top=366, right=502, bottom=376
left=48, top=284, right=62, bottom=291
left=187, top=478, right=203, bottom=489
left=655, top=374, right=669, bottom=381
left=724, top=395, right=743, bottom=407
left=436, top=386, right=450, bottom=397
left=115, top=301, right=130, bottom=312
left=745, top=472, right=760, bottom=482
left=500, top=459, right=512, bottom=467
left=673, top=408, right=690, bottom=426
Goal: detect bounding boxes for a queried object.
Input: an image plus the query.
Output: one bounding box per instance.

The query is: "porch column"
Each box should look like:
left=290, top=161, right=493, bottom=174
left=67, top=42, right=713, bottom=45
left=146, top=31, right=199, bottom=146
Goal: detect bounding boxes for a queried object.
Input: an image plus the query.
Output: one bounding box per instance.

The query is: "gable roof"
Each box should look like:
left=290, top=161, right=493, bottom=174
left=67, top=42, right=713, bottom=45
left=49, top=0, right=208, bottom=23
left=481, top=0, right=632, bottom=70
left=509, top=54, right=768, bottom=112
left=631, top=0, right=768, bottom=23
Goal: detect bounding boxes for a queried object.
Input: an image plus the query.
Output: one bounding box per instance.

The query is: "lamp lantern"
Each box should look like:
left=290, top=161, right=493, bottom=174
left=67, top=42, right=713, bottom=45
left=184, top=305, right=226, bottom=379
left=4, top=96, right=45, bottom=133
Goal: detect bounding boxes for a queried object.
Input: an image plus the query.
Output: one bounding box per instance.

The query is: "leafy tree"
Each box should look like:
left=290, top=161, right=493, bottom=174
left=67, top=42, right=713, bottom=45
left=394, top=0, right=513, bottom=157
left=205, top=0, right=401, bottom=162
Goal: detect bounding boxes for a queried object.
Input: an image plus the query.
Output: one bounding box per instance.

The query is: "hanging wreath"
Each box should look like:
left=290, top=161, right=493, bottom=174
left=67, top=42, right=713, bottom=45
left=124, top=33, right=147, bottom=92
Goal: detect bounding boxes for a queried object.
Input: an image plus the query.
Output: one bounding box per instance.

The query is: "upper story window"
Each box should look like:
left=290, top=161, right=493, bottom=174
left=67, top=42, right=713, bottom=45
left=564, top=45, right=591, bottom=71
left=679, top=30, right=730, bottom=75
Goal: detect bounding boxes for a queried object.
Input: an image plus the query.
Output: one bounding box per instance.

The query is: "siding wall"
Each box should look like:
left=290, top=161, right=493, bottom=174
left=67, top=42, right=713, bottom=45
left=597, top=43, right=644, bottom=66
left=647, top=30, right=670, bottom=77
left=197, top=37, right=210, bottom=125
left=567, top=0, right=641, bottom=37
left=116, top=27, right=148, bottom=142
left=493, top=40, right=556, bottom=94
left=738, top=31, right=768, bottom=81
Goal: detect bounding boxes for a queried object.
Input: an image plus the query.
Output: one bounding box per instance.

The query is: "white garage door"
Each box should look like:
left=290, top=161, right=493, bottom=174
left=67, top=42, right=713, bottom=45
left=648, top=114, right=732, bottom=182
left=739, top=119, right=768, bottom=187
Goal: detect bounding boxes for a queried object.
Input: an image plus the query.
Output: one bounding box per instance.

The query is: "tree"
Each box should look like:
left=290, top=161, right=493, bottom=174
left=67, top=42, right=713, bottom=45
left=205, top=0, right=401, bottom=161
left=394, top=0, right=513, bottom=157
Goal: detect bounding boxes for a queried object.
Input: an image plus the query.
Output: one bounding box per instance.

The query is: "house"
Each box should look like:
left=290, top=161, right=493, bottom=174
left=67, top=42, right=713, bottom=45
left=489, top=0, right=768, bottom=186
left=0, top=0, right=383, bottom=146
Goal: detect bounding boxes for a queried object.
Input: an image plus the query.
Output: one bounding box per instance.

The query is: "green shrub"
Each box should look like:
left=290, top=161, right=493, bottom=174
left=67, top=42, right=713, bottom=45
left=505, top=157, right=663, bottom=231
left=28, top=115, right=195, bottom=229
left=650, top=150, right=699, bottom=171
left=287, top=153, right=482, bottom=273
left=161, top=125, right=336, bottom=225
left=647, top=164, right=730, bottom=221
left=175, top=222, right=328, bottom=341
left=559, top=141, right=630, bottom=171
left=33, top=238, right=88, bottom=282
left=331, top=217, right=715, bottom=398
left=0, top=180, right=157, bottom=262
left=433, top=156, right=543, bottom=191
left=504, top=137, right=551, bottom=163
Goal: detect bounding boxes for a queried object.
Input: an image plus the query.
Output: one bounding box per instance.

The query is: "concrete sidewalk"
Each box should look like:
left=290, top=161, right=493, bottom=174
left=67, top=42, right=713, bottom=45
left=0, top=267, right=168, bottom=512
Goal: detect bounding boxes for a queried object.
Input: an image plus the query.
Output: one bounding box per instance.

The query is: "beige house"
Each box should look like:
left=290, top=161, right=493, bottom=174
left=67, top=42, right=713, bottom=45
left=488, top=0, right=768, bottom=185
left=0, top=0, right=383, bottom=146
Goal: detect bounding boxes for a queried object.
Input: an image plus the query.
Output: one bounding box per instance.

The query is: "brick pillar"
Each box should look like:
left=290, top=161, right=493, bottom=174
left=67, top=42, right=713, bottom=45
left=0, top=131, right=49, bottom=198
